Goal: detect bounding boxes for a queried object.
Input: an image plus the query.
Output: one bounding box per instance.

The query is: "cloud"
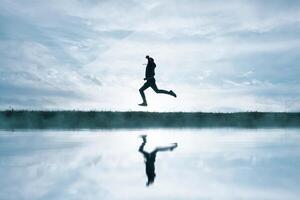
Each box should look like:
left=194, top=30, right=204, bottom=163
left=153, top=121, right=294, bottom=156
left=0, top=0, right=299, bottom=111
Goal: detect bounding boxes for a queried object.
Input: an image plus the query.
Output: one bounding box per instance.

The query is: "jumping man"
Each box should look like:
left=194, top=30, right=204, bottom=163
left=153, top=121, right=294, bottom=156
left=138, top=135, right=178, bottom=186
left=139, top=55, right=177, bottom=106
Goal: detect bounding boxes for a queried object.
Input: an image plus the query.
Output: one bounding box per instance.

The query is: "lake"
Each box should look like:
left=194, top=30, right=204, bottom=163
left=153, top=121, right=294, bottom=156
left=0, top=128, right=299, bottom=200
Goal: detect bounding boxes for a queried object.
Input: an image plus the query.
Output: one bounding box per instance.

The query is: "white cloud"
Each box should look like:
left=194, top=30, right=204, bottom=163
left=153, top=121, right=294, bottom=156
left=0, top=0, right=300, bottom=111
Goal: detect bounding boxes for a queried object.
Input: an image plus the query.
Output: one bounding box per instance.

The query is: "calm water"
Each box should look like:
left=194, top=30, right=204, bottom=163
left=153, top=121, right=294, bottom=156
left=0, top=128, right=299, bottom=200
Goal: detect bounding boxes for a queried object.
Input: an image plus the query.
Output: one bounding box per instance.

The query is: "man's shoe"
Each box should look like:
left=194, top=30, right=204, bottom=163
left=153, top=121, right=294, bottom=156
left=170, top=90, right=177, bottom=98
left=170, top=143, right=178, bottom=151
left=139, top=135, right=147, bottom=139
left=138, top=102, right=147, bottom=106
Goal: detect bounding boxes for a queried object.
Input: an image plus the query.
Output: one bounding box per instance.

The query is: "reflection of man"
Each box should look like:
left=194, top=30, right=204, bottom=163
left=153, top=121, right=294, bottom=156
left=138, top=55, right=177, bottom=106
left=138, top=135, right=178, bottom=186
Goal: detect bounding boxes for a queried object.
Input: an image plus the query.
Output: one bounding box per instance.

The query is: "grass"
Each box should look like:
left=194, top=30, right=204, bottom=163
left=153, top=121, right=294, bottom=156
left=0, top=110, right=299, bottom=129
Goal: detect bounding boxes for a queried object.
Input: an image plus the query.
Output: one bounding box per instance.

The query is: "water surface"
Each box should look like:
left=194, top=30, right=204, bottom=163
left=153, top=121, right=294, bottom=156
left=0, top=128, right=299, bottom=200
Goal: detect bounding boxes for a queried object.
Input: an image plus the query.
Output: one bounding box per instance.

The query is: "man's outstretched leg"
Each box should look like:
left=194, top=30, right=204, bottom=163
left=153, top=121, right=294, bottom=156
left=151, top=82, right=177, bottom=98
left=152, top=143, right=178, bottom=154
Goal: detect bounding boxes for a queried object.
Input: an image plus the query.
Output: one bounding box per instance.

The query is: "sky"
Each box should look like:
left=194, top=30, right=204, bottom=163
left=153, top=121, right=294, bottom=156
left=0, top=0, right=300, bottom=112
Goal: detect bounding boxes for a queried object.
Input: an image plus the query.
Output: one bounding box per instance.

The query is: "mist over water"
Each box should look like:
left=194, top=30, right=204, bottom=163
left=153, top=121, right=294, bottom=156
left=0, top=128, right=299, bottom=200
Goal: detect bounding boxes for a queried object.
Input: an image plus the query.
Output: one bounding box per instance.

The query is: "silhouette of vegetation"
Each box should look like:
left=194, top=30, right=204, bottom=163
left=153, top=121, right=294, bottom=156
left=0, top=110, right=299, bottom=129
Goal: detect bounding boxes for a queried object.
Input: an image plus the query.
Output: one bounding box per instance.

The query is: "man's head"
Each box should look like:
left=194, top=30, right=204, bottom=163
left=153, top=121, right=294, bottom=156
left=146, top=55, right=154, bottom=63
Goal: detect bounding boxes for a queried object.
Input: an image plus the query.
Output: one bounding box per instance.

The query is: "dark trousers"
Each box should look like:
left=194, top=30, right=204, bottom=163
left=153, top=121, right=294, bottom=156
left=139, top=78, right=170, bottom=103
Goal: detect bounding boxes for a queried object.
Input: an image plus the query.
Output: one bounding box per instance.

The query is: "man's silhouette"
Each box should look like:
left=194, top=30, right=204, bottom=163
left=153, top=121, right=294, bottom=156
left=138, top=135, right=178, bottom=186
left=139, top=55, right=177, bottom=106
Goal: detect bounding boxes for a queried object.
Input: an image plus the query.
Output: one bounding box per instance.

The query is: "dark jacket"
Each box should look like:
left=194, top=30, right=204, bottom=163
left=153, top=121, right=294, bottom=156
left=145, top=58, right=156, bottom=79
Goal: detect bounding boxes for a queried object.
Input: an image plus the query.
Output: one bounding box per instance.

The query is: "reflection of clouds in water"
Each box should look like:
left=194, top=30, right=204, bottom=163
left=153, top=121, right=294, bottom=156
left=0, top=129, right=299, bottom=199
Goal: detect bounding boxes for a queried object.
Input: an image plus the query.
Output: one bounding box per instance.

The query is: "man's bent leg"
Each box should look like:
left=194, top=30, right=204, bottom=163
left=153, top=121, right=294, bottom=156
left=139, top=135, right=148, bottom=157
left=139, top=141, right=146, bottom=153
left=139, top=82, right=150, bottom=105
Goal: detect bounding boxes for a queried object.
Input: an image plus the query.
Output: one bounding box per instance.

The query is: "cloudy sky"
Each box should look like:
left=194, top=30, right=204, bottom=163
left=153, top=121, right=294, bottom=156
left=0, top=0, right=300, bottom=111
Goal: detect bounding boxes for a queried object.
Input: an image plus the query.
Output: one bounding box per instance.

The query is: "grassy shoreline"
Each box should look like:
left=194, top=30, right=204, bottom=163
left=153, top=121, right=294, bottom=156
left=0, top=110, right=300, bottom=129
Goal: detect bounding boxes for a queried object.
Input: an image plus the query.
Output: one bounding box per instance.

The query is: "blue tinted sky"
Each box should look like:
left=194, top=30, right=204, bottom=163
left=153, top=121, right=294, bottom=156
left=0, top=0, right=300, bottom=111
